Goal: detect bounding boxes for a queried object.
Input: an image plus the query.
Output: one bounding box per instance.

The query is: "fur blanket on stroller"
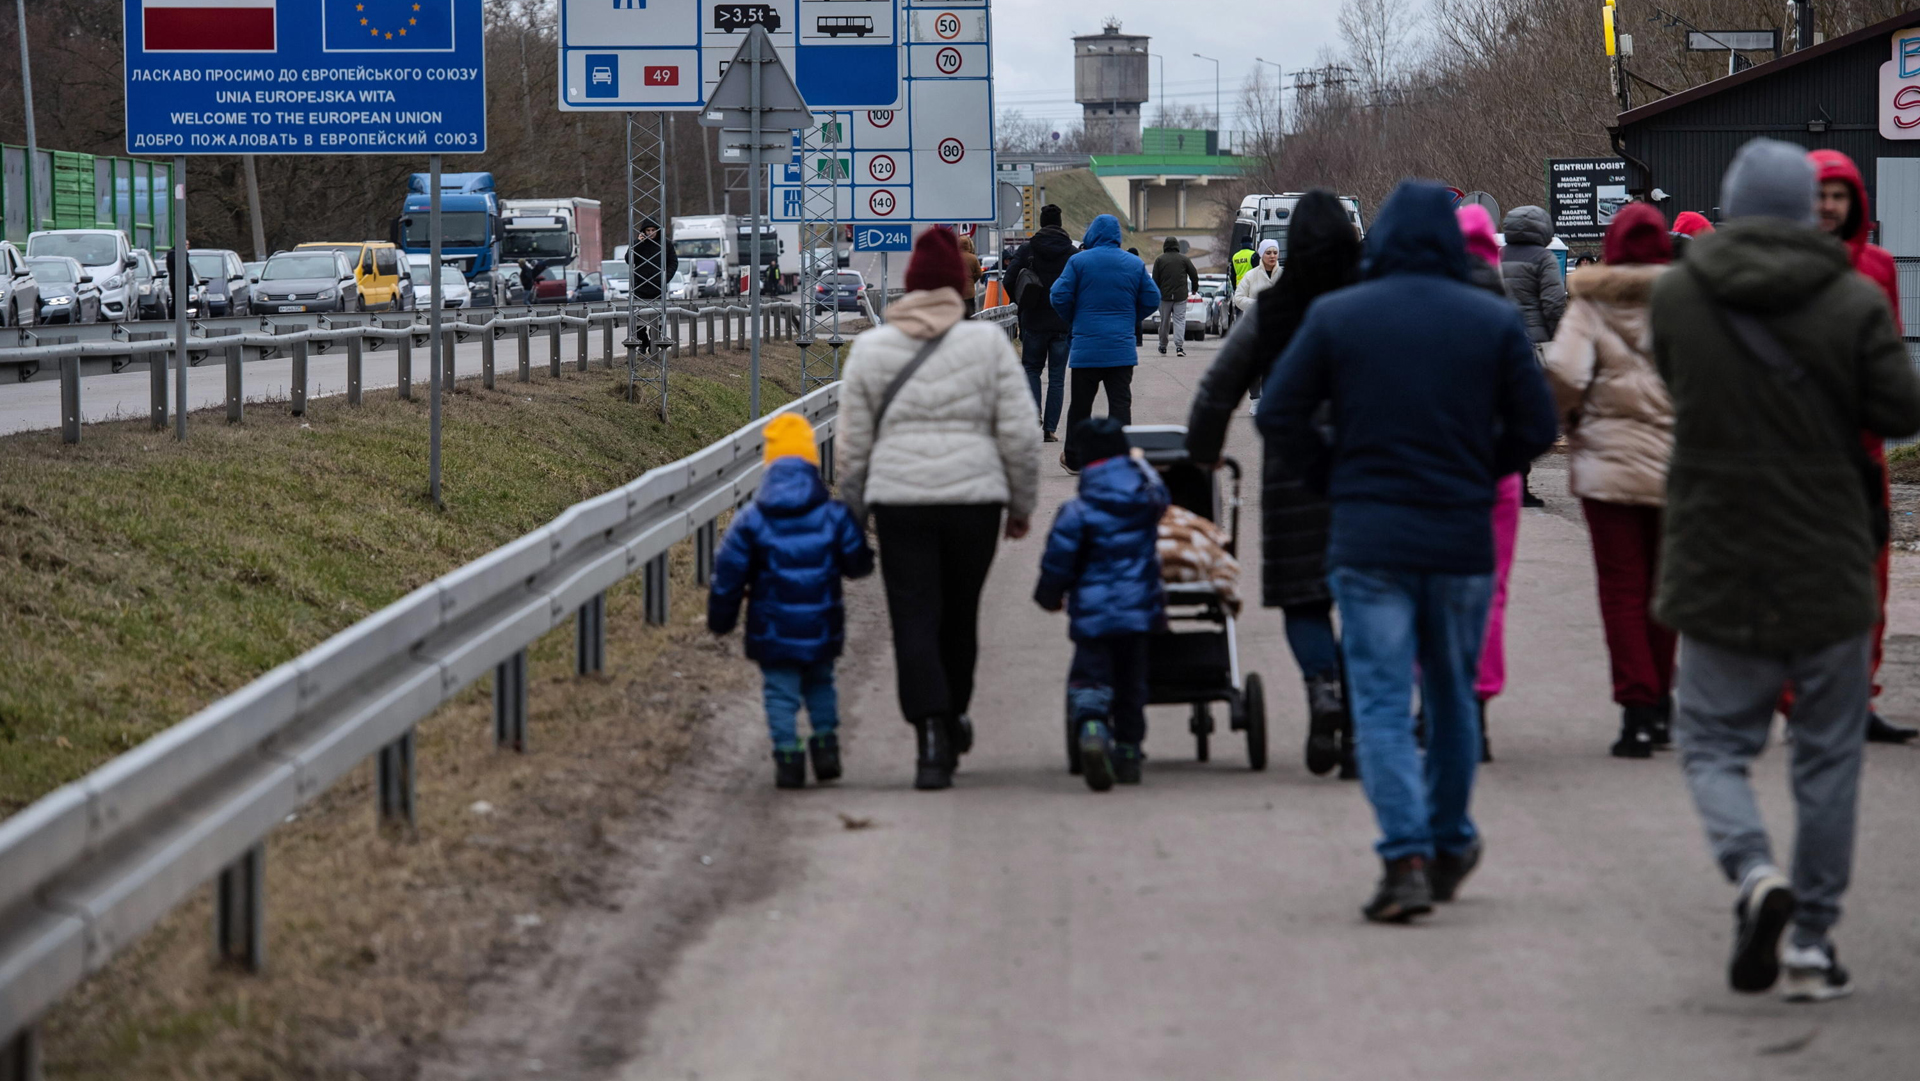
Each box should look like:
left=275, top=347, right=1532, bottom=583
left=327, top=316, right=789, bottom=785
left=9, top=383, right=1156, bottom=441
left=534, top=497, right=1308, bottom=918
left=1157, top=505, right=1241, bottom=613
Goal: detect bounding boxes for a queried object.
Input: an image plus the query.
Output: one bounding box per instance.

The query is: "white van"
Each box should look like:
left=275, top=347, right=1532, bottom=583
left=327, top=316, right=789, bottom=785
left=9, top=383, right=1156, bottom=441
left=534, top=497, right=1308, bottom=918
left=1229, top=194, right=1367, bottom=260
left=26, top=229, right=136, bottom=321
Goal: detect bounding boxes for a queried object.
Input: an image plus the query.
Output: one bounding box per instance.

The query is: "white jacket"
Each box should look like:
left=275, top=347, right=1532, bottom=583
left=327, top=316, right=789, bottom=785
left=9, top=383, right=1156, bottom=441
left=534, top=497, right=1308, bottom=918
left=1233, top=261, right=1282, bottom=311
left=837, top=288, right=1041, bottom=520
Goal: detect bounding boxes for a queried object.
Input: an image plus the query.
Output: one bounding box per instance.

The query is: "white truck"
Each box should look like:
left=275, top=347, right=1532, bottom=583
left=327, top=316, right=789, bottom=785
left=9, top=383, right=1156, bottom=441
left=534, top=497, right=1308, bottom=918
left=501, top=197, right=604, bottom=277
left=1229, top=193, right=1366, bottom=261
left=671, top=215, right=741, bottom=294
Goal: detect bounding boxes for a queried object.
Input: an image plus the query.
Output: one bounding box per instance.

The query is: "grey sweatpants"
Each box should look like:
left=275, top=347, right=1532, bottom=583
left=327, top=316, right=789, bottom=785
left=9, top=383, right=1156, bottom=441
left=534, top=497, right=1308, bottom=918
left=1156, top=299, right=1186, bottom=350
left=1675, top=632, right=1871, bottom=943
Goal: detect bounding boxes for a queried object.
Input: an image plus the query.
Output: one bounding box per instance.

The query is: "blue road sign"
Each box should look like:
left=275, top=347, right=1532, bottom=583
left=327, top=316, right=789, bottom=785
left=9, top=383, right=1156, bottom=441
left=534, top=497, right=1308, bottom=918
left=124, top=0, right=488, bottom=155
left=852, top=224, right=911, bottom=252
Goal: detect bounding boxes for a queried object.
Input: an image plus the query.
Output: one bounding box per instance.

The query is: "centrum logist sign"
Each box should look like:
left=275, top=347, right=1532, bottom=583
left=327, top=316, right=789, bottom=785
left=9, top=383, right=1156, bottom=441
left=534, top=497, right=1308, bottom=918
left=124, top=0, right=488, bottom=154
left=1545, top=157, right=1628, bottom=241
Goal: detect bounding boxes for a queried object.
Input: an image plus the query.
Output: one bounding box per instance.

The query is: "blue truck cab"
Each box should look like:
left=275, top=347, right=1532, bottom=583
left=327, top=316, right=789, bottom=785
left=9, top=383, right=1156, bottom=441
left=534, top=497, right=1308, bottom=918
left=396, top=172, right=501, bottom=305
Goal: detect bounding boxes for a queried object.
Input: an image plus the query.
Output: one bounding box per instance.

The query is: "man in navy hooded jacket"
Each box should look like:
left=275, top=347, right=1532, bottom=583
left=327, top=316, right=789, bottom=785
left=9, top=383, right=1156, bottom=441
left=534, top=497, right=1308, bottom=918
left=1258, top=180, right=1557, bottom=923
left=1050, top=214, right=1161, bottom=472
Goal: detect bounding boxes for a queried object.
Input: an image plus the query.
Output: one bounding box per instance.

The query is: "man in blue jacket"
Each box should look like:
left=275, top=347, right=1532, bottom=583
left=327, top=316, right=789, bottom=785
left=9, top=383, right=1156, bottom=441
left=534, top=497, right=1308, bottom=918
left=1050, top=214, right=1161, bottom=473
left=1259, top=180, right=1557, bottom=923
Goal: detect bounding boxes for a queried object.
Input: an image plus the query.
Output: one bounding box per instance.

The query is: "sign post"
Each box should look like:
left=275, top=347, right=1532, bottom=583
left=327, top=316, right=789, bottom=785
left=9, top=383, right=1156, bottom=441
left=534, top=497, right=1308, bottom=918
left=173, top=158, right=186, bottom=442
left=428, top=155, right=443, bottom=508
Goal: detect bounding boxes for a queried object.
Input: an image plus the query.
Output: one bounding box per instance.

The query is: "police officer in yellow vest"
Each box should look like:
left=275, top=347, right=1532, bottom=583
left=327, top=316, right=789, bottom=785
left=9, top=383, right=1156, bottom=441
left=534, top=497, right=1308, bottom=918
left=1228, top=244, right=1255, bottom=325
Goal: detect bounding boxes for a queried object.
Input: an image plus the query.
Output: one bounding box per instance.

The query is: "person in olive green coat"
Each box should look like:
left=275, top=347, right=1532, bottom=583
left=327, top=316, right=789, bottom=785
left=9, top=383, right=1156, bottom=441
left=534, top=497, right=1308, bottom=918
left=1650, top=139, right=1920, bottom=1005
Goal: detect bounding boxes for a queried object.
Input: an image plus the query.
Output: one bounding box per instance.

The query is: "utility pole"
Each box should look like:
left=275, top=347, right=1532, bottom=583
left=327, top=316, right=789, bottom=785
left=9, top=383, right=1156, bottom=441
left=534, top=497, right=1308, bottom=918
left=1253, top=57, right=1284, bottom=151
left=16, top=0, right=36, bottom=228
left=242, top=155, right=267, bottom=261
left=1796, top=0, right=1815, bottom=50
left=1193, top=53, right=1220, bottom=148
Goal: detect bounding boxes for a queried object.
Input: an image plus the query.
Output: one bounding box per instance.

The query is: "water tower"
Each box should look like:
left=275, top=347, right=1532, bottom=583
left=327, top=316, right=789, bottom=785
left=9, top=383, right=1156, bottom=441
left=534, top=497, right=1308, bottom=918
left=1075, top=19, right=1149, bottom=155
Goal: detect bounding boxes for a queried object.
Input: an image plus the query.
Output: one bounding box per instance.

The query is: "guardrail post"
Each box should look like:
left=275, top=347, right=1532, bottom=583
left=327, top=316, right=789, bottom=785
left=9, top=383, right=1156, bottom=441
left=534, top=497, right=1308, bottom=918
left=694, top=521, right=717, bottom=587
left=224, top=336, right=244, bottom=424
left=820, top=435, right=836, bottom=484
left=602, top=315, right=614, bottom=368
left=705, top=311, right=716, bottom=355
left=516, top=323, right=531, bottom=383
left=213, top=843, right=265, bottom=973
left=150, top=332, right=169, bottom=430
left=58, top=354, right=80, bottom=445
left=548, top=319, right=562, bottom=377
left=376, top=729, right=416, bottom=830
left=575, top=592, right=605, bottom=676
left=2, top=1025, right=41, bottom=1081
left=493, top=650, right=529, bottom=752
left=347, top=334, right=364, bottom=405
left=481, top=324, right=495, bottom=389
left=289, top=333, right=308, bottom=416
left=575, top=309, right=589, bottom=372
left=669, top=312, right=681, bottom=359
left=397, top=328, right=413, bottom=401
left=644, top=553, right=670, bottom=626
left=721, top=309, right=733, bottom=352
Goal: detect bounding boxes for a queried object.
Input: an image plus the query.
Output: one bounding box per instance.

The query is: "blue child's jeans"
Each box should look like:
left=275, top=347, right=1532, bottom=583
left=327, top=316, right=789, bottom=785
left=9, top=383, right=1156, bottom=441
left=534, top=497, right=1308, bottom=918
left=762, top=660, right=839, bottom=750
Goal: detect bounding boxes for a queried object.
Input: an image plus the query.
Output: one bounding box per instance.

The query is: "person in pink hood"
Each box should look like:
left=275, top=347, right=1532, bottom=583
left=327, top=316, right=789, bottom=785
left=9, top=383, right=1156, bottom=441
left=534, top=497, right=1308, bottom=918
left=1456, top=204, right=1521, bottom=762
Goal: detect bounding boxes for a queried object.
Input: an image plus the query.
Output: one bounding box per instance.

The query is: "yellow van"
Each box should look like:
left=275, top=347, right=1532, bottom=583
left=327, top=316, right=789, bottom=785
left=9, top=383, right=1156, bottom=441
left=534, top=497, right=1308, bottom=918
left=294, top=241, right=408, bottom=311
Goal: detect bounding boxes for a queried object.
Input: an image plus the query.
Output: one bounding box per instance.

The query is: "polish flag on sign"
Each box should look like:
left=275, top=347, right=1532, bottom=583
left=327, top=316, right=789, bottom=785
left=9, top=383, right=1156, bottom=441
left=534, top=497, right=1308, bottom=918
left=143, top=0, right=277, bottom=53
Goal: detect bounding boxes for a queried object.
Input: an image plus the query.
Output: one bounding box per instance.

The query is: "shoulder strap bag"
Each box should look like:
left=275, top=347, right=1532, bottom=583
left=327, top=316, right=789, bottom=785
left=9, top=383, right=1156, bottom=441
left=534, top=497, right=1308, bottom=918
left=1687, top=268, right=1888, bottom=549
left=842, top=328, right=951, bottom=520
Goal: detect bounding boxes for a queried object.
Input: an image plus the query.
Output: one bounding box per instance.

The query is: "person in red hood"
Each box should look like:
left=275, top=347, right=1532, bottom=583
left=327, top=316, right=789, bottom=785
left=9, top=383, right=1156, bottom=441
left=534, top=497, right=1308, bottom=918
left=1806, top=149, right=1917, bottom=744
left=1669, top=211, right=1714, bottom=258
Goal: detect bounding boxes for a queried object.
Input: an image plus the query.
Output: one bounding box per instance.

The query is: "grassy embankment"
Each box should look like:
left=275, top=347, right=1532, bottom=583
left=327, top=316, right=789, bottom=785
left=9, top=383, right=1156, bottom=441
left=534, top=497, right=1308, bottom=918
left=1, top=341, right=823, bottom=1077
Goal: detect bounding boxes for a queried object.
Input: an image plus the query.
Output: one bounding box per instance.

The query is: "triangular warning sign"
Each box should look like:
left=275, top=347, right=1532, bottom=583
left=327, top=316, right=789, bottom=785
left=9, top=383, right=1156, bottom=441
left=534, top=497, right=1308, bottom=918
left=698, top=26, right=814, bottom=130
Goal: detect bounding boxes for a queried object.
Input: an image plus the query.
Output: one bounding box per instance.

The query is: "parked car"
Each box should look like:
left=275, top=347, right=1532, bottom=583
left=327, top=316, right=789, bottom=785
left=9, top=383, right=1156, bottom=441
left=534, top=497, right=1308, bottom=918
left=813, top=270, right=868, bottom=313
left=297, top=241, right=408, bottom=311
left=1138, top=289, right=1210, bottom=341
left=490, top=269, right=524, bottom=307
left=189, top=249, right=252, bottom=316
left=0, top=241, right=38, bottom=327
left=1196, top=279, right=1230, bottom=336
left=409, top=264, right=472, bottom=309
left=26, top=229, right=135, bottom=322
left=27, top=256, right=100, bottom=324
left=668, top=261, right=723, bottom=301
left=242, top=260, right=266, bottom=286
left=130, top=249, right=169, bottom=320
left=578, top=272, right=605, bottom=303
left=530, top=267, right=593, bottom=304
left=600, top=259, right=630, bottom=301
left=252, top=250, right=359, bottom=313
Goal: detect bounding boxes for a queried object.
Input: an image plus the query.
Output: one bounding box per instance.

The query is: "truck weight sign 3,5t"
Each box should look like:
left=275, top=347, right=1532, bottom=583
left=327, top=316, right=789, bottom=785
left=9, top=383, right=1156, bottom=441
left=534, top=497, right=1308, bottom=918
left=124, top=0, right=489, bottom=155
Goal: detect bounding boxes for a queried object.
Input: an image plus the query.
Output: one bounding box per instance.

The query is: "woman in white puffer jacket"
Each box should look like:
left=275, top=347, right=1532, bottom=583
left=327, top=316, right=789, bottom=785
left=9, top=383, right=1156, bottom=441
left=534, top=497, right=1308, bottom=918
left=837, top=228, right=1041, bottom=790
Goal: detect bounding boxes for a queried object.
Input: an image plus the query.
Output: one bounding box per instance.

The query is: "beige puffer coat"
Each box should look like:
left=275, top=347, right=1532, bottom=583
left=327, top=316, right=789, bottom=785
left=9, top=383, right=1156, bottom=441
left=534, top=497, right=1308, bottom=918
left=1544, top=263, right=1673, bottom=507
left=836, top=287, right=1040, bottom=520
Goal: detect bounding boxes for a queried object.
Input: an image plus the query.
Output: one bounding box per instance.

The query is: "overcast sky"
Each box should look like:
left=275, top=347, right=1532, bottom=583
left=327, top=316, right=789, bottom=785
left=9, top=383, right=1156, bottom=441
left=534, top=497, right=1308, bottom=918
left=988, top=0, right=1346, bottom=135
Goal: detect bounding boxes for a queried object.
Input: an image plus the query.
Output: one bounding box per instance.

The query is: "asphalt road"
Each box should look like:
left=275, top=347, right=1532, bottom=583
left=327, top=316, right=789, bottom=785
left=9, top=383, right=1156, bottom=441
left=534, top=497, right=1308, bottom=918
left=428, top=332, right=1920, bottom=1080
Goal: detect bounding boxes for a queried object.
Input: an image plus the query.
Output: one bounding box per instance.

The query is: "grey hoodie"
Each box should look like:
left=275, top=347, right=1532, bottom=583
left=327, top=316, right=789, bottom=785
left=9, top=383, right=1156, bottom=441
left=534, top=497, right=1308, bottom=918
left=1500, top=205, right=1566, bottom=342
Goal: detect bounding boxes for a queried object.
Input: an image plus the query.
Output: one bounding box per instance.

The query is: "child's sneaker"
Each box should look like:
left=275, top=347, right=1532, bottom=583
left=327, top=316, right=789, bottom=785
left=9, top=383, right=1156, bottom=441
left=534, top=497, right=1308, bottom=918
left=1780, top=940, right=1854, bottom=1002
left=1079, top=721, right=1115, bottom=792
left=773, top=748, right=807, bottom=790
left=808, top=732, right=842, bottom=783
left=1114, top=743, right=1143, bottom=785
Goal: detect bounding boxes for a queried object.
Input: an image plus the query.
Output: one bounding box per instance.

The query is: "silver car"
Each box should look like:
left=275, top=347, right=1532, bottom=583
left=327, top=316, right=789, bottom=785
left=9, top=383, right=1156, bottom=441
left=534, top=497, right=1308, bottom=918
left=252, top=250, right=360, bottom=313
left=0, top=241, right=38, bottom=327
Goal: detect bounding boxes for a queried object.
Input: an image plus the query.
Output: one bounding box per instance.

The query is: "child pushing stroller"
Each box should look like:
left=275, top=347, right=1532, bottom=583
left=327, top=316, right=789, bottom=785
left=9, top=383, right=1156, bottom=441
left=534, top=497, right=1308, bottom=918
left=1035, top=417, right=1170, bottom=791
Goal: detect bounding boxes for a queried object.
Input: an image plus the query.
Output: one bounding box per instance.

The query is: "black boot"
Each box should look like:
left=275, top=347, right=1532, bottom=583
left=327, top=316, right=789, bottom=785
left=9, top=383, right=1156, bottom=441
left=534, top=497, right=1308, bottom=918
left=1304, top=674, right=1344, bottom=776
left=1611, top=705, right=1656, bottom=759
left=914, top=716, right=953, bottom=791
left=1477, top=699, right=1492, bottom=764
left=1337, top=712, right=1360, bottom=781
left=1113, top=742, right=1143, bottom=785
left=951, top=714, right=975, bottom=756
left=773, top=748, right=807, bottom=789
left=808, top=732, right=842, bottom=783
left=1867, top=711, right=1918, bottom=744
left=1362, top=856, right=1434, bottom=923
left=1649, top=694, right=1674, bottom=748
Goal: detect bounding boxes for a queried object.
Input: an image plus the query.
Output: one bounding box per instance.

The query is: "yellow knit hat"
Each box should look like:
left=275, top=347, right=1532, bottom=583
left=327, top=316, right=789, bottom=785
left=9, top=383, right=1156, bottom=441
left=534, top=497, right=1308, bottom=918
left=762, top=412, right=819, bottom=466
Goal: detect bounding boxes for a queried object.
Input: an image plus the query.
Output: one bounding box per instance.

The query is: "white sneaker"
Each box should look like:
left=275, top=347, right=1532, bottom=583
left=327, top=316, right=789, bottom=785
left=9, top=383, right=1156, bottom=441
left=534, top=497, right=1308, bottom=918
left=1780, top=941, right=1854, bottom=1002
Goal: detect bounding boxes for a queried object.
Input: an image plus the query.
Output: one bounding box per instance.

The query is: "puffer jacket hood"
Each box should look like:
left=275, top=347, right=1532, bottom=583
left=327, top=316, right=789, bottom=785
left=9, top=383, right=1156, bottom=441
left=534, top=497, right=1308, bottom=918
left=1084, top=214, right=1123, bottom=249
left=1545, top=263, right=1673, bottom=506
left=1034, top=456, right=1169, bottom=640
left=707, top=458, right=875, bottom=665
left=1502, top=205, right=1554, bottom=247
left=1364, top=181, right=1470, bottom=282
left=1682, top=217, right=1851, bottom=313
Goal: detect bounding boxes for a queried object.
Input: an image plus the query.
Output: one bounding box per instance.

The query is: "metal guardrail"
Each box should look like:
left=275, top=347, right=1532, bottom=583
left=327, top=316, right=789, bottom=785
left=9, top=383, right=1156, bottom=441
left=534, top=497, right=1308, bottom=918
left=3, top=300, right=805, bottom=445
left=0, top=382, right=842, bottom=1072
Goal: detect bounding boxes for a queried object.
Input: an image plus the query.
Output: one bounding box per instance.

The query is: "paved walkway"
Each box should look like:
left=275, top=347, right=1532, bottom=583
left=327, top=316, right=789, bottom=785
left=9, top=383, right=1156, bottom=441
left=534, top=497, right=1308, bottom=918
left=454, top=335, right=1920, bottom=1079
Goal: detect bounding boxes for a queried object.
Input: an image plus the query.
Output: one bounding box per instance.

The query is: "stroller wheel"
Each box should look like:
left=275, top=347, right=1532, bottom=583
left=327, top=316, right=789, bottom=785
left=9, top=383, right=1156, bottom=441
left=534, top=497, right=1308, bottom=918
left=1243, top=674, right=1269, bottom=772
left=1191, top=703, right=1213, bottom=763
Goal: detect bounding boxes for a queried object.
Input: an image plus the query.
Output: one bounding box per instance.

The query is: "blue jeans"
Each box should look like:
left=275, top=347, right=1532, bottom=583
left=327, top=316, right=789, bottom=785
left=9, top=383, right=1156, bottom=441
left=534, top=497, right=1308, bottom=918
left=1328, top=565, right=1493, bottom=861
left=1282, top=602, right=1341, bottom=682
left=1021, top=328, right=1070, bottom=435
left=762, top=660, right=838, bottom=750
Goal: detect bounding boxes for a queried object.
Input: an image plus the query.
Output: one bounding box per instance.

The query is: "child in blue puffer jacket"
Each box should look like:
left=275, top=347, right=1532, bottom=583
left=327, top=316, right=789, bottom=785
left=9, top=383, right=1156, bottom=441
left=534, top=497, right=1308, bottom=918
left=709, top=413, right=875, bottom=789
left=1034, top=416, right=1169, bottom=791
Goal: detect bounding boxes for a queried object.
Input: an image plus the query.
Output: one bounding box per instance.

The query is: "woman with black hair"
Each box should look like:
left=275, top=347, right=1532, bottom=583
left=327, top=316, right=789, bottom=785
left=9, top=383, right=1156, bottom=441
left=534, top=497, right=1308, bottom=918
left=1183, top=190, right=1362, bottom=779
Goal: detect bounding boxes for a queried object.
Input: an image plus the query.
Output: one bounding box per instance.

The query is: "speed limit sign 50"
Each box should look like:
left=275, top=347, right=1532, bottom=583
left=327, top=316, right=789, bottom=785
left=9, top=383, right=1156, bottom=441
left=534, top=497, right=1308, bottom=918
left=933, top=11, right=962, bottom=38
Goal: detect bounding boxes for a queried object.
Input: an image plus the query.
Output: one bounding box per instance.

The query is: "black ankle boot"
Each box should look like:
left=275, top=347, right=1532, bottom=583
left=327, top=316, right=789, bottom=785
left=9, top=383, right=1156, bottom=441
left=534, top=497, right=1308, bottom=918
left=950, top=714, right=974, bottom=757
left=773, top=748, right=807, bottom=789
left=914, top=717, right=953, bottom=790
left=1611, top=706, right=1656, bottom=759
left=1649, top=694, right=1674, bottom=748
left=808, top=732, right=842, bottom=782
left=1304, top=675, right=1344, bottom=776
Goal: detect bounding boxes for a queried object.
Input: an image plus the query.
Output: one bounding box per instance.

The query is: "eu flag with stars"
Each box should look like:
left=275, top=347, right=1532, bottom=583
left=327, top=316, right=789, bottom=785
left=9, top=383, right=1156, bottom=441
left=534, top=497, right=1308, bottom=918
left=324, top=0, right=454, bottom=52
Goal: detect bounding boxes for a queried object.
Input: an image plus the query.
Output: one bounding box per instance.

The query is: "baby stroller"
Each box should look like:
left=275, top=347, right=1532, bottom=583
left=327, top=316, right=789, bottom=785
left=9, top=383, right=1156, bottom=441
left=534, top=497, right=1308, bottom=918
left=1062, top=425, right=1269, bottom=773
